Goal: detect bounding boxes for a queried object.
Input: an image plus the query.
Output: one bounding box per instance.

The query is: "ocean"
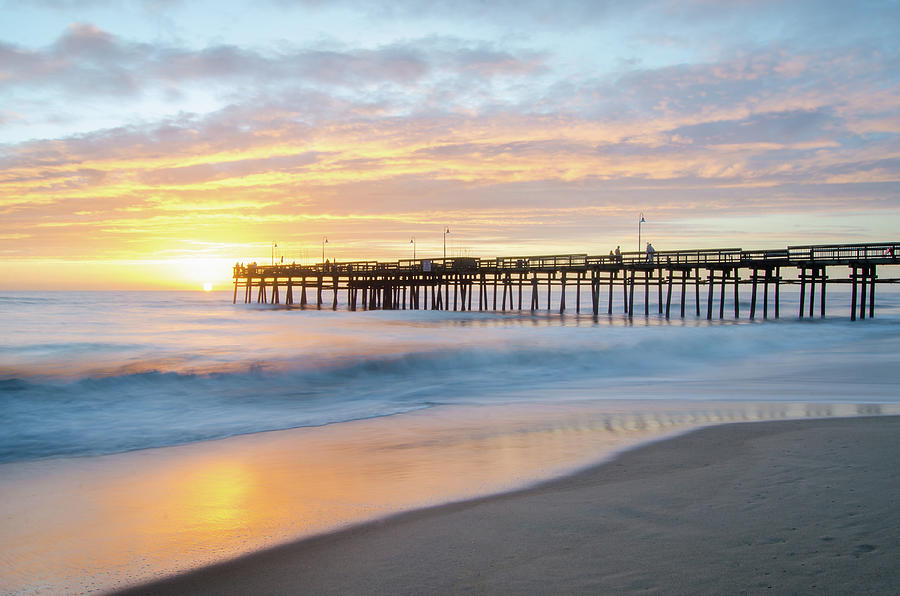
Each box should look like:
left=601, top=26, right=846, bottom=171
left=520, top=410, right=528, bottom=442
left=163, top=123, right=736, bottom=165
left=2, top=286, right=900, bottom=593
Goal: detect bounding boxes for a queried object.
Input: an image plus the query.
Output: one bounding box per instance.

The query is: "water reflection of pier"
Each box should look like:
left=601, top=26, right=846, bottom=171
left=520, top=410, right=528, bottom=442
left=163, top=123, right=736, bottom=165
left=233, top=242, right=899, bottom=321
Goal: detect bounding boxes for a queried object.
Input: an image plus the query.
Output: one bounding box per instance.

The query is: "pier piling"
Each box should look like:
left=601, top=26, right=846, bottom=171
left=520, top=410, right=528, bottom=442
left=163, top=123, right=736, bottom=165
left=233, top=242, right=898, bottom=321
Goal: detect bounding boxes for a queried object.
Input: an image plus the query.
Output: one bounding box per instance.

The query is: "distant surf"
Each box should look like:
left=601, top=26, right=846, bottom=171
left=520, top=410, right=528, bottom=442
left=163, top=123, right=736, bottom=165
left=2, top=288, right=899, bottom=463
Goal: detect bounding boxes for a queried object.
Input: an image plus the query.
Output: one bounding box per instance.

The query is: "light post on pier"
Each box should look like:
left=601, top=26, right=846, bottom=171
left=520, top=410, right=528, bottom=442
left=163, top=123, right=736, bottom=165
left=410, top=237, right=416, bottom=260
left=443, top=226, right=450, bottom=260
left=638, top=213, right=646, bottom=252
left=271, top=241, right=277, bottom=265
left=322, top=236, right=328, bottom=264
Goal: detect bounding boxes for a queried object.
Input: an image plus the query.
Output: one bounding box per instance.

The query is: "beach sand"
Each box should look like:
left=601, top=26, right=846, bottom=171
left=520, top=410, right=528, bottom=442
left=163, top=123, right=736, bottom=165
left=119, top=416, right=900, bottom=595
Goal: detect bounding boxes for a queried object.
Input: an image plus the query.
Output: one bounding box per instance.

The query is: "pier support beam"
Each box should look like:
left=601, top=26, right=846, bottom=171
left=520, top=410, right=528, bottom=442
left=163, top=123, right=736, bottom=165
left=665, top=269, right=673, bottom=318
left=559, top=271, right=567, bottom=314
left=750, top=269, right=758, bottom=320
left=694, top=268, right=701, bottom=316
left=628, top=269, right=636, bottom=316
left=733, top=268, right=740, bottom=319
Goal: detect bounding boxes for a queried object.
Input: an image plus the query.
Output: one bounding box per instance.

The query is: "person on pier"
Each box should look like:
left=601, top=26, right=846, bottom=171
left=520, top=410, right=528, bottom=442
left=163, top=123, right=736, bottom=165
left=646, top=243, right=655, bottom=263
left=614, top=246, right=622, bottom=262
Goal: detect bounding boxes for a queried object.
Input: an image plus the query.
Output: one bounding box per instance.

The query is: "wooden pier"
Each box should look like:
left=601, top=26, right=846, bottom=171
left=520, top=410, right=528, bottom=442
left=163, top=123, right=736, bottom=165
left=233, top=242, right=899, bottom=320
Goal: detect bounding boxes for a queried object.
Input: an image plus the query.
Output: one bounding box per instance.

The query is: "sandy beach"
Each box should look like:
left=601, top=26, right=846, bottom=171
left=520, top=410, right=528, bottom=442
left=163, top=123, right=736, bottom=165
left=119, top=416, right=900, bottom=595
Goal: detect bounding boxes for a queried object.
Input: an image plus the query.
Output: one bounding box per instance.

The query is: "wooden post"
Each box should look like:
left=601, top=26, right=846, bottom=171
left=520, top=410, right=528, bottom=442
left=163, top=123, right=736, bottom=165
left=332, top=275, right=339, bottom=310
left=493, top=274, right=499, bottom=311
left=762, top=269, right=769, bottom=319
left=706, top=270, right=714, bottom=320
left=718, top=269, right=727, bottom=319
left=820, top=268, right=827, bottom=318
left=608, top=271, right=615, bottom=314
left=733, top=268, right=740, bottom=319
left=850, top=266, right=857, bottom=321
left=501, top=274, right=508, bottom=311
left=680, top=270, right=687, bottom=318
left=576, top=271, right=581, bottom=314
left=808, top=268, right=816, bottom=318
left=694, top=268, right=701, bottom=316
left=546, top=274, right=552, bottom=310
left=317, top=275, right=323, bottom=309
left=644, top=270, right=649, bottom=316
left=657, top=268, right=663, bottom=314
left=750, top=269, right=758, bottom=320
left=868, top=265, right=876, bottom=318
left=798, top=268, right=806, bottom=318
left=665, top=269, right=673, bottom=318
left=518, top=275, right=523, bottom=310
left=859, top=267, right=867, bottom=320
left=559, top=271, right=567, bottom=314
left=475, top=274, right=482, bottom=311
left=444, top=275, right=450, bottom=311
left=233, top=279, right=239, bottom=304
left=774, top=267, right=780, bottom=319
left=287, top=278, right=293, bottom=305
left=628, top=269, right=635, bottom=316
left=623, top=270, right=629, bottom=314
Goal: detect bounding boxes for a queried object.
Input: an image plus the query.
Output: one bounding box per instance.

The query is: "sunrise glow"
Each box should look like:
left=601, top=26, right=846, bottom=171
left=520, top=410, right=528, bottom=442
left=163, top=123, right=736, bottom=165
left=1, top=1, right=898, bottom=289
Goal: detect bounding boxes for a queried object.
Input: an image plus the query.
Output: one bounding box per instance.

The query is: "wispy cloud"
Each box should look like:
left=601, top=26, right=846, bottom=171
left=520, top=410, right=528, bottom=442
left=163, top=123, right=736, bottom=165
left=1, top=1, right=899, bottom=287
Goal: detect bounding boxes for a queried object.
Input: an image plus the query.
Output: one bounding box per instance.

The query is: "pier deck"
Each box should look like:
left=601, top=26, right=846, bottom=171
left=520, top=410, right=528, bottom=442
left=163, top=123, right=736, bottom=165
left=233, top=242, right=899, bottom=320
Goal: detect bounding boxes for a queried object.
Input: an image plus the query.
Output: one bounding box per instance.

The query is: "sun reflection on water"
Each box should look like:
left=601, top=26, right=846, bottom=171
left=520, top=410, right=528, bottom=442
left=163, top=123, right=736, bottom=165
left=2, top=400, right=899, bottom=594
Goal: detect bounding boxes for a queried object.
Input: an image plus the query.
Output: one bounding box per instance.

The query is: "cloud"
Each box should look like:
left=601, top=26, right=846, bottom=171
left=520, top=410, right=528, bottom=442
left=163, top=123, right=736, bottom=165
left=2, top=5, right=899, bottom=272
left=668, top=109, right=837, bottom=146
left=138, top=152, right=323, bottom=185
left=0, top=24, right=545, bottom=103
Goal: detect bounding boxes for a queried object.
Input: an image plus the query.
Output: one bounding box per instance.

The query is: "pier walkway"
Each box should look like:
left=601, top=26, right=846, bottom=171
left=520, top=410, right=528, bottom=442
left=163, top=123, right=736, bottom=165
left=233, top=242, right=899, bottom=320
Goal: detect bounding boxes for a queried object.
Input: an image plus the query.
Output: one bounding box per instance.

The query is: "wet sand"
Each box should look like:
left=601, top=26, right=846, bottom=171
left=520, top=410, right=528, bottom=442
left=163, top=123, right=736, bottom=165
left=119, top=416, right=900, bottom=595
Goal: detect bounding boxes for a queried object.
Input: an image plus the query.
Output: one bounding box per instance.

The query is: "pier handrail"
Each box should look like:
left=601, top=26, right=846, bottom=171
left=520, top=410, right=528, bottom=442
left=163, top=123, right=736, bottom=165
left=616, top=248, right=743, bottom=266
left=787, top=242, right=899, bottom=262
left=740, top=249, right=790, bottom=263
left=234, top=242, right=900, bottom=279
left=492, top=254, right=589, bottom=269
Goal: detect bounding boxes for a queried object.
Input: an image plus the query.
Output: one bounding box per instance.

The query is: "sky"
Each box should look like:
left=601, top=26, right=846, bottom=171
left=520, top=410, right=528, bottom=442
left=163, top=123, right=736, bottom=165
left=1, top=0, right=899, bottom=289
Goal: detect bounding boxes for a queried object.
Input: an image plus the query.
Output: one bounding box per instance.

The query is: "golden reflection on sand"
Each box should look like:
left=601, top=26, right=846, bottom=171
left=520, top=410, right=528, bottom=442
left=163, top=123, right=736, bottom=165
left=1, top=400, right=897, bottom=594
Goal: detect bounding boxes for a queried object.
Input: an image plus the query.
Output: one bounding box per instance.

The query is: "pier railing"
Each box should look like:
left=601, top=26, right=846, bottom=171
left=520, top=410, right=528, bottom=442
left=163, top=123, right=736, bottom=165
left=787, top=242, right=899, bottom=263
left=233, top=241, right=898, bottom=320
left=235, top=242, right=899, bottom=278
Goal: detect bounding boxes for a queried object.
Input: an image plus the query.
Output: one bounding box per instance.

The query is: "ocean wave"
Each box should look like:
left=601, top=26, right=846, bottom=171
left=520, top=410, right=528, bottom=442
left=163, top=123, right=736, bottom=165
left=3, top=288, right=900, bottom=464
left=0, top=321, right=872, bottom=464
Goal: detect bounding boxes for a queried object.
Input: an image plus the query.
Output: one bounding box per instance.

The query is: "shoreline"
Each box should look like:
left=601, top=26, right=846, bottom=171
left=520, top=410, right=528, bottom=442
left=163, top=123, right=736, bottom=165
left=119, top=415, right=900, bottom=595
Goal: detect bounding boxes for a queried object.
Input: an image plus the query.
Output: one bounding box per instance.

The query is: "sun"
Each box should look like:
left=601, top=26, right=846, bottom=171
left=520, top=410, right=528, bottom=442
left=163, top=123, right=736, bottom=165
left=202, top=282, right=213, bottom=292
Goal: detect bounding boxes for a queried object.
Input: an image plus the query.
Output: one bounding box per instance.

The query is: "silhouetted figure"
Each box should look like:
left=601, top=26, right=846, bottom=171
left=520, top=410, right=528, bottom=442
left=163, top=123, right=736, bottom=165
left=646, top=243, right=655, bottom=263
